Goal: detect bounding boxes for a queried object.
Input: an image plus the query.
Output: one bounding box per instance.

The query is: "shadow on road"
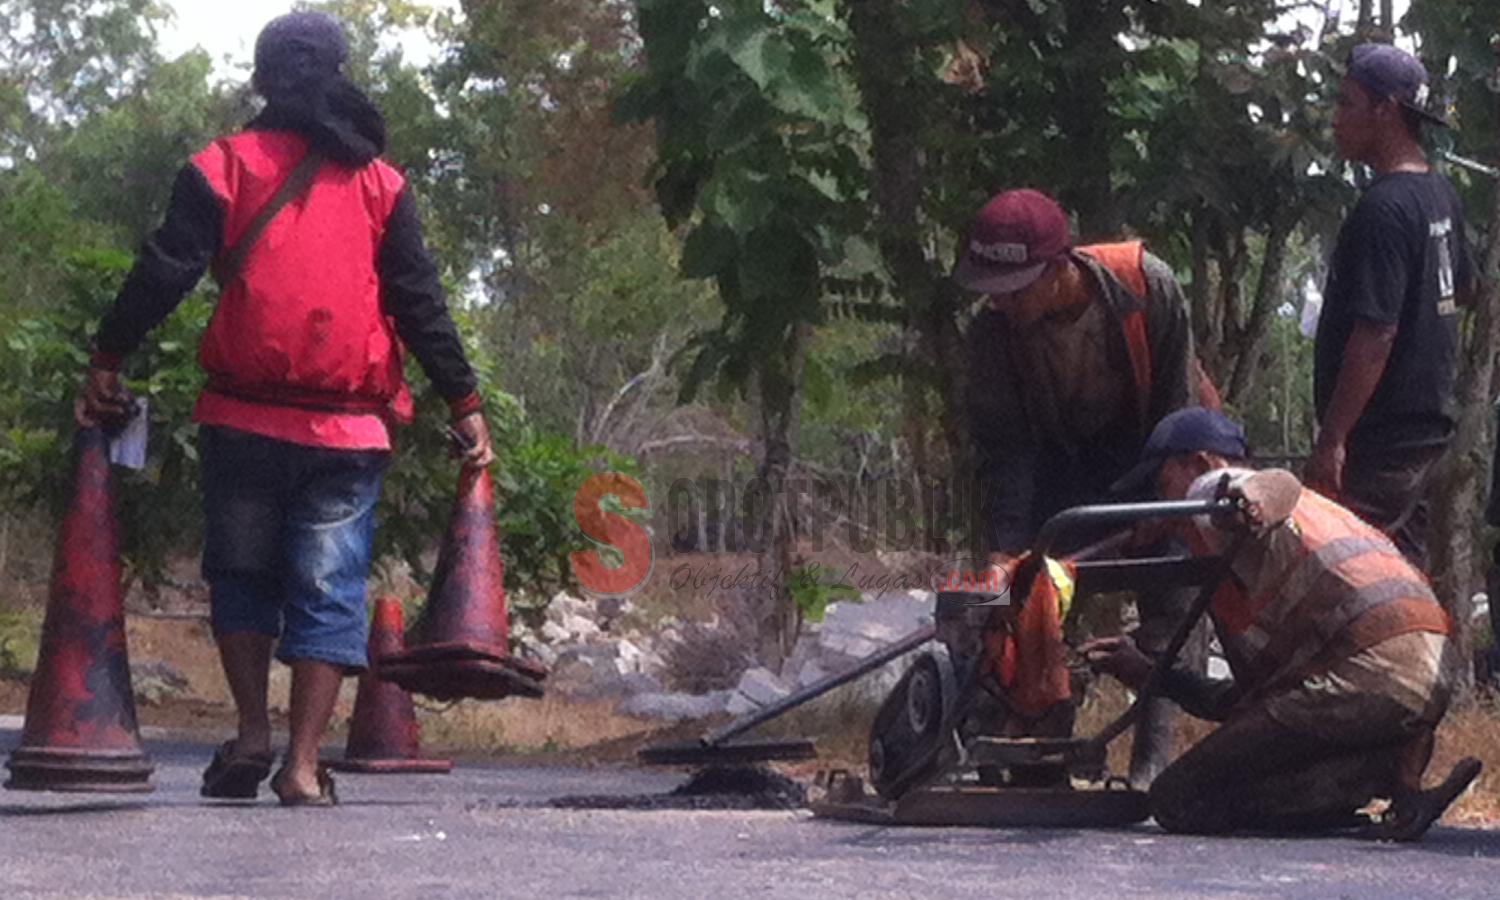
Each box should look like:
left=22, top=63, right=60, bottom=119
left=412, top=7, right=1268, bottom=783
left=0, top=800, right=150, bottom=817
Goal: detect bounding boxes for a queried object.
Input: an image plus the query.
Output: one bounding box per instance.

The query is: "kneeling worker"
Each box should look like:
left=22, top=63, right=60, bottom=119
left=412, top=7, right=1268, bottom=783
left=1082, top=407, right=1479, bottom=839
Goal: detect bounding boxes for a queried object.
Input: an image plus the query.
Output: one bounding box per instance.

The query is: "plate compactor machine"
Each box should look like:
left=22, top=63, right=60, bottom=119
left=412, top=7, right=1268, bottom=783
left=640, top=494, right=1246, bottom=829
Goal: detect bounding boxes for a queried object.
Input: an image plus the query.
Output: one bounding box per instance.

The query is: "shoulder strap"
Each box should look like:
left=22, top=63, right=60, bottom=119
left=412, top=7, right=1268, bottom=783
left=1078, top=241, right=1147, bottom=298
left=212, top=148, right=325, bottom=288
left=1079, top=242, right=1154, bottom=430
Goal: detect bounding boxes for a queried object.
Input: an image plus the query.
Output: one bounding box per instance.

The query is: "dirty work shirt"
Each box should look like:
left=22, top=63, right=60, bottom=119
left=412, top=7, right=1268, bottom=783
left=1011, top=297, right=1127, bottom=444
left=965, top=248, right=1196, bottom=553
left=1314, top=170, right=1470, bottom=452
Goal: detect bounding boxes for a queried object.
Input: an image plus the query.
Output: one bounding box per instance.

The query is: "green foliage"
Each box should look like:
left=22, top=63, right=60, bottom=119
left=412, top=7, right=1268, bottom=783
left=494, top=431, right=638, bottom=601
left=0, top=0, right=656, bottom=613
left=620, top=0, right=870, bottom=404
left=0, top=241, right=213, bottom=583
left=0, top=605, right=43, bottom=673
left=1402, top=0, right=1500, bottom=231
left=787, top=562, right=858, bottom=624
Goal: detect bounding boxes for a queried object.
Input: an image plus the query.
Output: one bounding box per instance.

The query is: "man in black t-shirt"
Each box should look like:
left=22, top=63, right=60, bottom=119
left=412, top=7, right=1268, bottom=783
left=1311, top=43, right=1474, bottom=568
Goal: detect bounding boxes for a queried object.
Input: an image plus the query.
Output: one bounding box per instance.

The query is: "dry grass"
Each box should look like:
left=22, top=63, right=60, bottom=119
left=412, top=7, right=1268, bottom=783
left=1432, top=696, right=1500, bottom=825
left=417, top=694, right=656, bottom=757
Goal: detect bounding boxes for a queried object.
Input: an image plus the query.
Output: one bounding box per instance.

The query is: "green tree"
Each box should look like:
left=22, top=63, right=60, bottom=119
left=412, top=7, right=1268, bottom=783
left=621, top=0, right=875, bottom=667
left=1403, top=0, right=1500, bottom=687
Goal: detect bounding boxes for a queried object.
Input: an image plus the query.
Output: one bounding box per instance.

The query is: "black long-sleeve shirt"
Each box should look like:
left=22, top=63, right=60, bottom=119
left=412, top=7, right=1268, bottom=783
left=95, top=162, right=478, bottom=403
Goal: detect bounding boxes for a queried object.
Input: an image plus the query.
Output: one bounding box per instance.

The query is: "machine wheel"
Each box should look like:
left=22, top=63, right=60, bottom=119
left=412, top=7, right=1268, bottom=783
left=869, top=649, right=957, bottom=799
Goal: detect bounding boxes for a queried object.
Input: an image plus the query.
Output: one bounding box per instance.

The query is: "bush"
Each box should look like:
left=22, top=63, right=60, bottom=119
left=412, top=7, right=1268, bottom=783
left=0, top=254, right=638, bottom=613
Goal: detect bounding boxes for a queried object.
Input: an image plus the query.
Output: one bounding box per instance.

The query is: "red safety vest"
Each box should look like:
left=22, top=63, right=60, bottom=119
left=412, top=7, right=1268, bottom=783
left=1198, top=487, right=1449, bottom=692
left=191, top=130, right=412, bottom=419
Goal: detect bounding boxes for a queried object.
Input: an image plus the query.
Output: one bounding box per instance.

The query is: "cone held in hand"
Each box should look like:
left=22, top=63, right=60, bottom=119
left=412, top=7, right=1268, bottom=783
left=328, top=596, right=451, bottom=774
left=6, top=427, right=153, bottom=792
left=378, top=465, right=546, bottom=701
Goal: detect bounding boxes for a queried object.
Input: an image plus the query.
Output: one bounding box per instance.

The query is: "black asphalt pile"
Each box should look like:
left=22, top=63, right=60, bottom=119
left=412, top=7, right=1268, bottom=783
left=546, top=765, right=808, bottom=811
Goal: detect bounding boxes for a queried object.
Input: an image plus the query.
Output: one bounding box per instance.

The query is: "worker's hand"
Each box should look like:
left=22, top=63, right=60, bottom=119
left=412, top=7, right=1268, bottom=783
left=1077, top=635, right=1153, bottom=691
left=1234, top=469, right=1302, bottom=531
left=1305, top=437, right=1345, bottom=497
left=75, top=365, right=133, bottom=429
left=449, top=411, right=494, bottom=469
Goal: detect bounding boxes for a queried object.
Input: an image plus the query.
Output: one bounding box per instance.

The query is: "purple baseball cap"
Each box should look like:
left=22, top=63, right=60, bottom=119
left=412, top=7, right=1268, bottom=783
left=953, top=189, right=1072, bottom=295
left=1345, top=43, right=1449, bottom=128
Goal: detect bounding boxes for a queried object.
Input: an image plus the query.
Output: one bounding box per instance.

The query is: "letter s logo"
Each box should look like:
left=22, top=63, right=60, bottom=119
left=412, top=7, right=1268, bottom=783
left=569, top=473, right=654, bottom=596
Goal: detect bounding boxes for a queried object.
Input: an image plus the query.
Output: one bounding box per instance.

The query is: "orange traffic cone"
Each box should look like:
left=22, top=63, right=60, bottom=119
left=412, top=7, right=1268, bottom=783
left=327, top=596, right=451, bottom=774
left=6, top=427, right=153, bottom=792
left=378, top=465, right=546, bottom=701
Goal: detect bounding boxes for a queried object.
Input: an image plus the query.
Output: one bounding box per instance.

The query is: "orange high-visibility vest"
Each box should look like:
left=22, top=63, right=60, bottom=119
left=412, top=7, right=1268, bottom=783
left=1201, top=487, right=1449, bottom=692
left=1079, top=241, right=1222, bottom=420
left=191, top=130, right=412, bottom=418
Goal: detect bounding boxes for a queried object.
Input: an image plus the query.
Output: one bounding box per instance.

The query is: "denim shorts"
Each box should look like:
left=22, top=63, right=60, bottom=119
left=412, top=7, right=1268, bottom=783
left=200, top=425, right=388, bottom=670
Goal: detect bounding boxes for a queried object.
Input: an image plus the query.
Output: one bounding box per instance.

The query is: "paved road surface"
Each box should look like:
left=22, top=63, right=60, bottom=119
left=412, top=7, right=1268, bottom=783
left=1, top=725, right=1497, bottom=900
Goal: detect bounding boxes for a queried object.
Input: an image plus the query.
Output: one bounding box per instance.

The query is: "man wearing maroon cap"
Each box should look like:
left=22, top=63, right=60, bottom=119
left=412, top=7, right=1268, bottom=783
left=1311, top=42, right=1474, bottom=568
left=956, top=187, right=1205, bottom=788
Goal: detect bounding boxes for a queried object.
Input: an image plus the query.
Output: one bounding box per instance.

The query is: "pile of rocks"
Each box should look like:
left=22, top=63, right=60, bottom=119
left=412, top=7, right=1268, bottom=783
left=511, top=589, right=935, bottom=723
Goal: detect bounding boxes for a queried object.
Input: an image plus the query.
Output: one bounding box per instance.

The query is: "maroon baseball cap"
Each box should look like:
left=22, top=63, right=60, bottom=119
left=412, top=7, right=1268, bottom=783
left=953, top=189, right=1072, bottom=295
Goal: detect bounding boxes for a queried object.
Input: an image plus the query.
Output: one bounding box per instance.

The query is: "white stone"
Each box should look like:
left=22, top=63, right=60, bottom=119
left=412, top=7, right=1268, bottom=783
left=547, top=592, right=591, bottom=622
left=615, top=638, right=645, bottom=672
left=793, top=659, right=828, bottom=690
left=734, top=666, right=790, bottom=706
left=559, top=613, right=601, bottom=641
left=817, top=592, right=932, bottom=667
left=548, top=644, right=629, bottom=700
left=513, top=635, right=558, bottom=668
left=725, top=690, right=759, bottom=717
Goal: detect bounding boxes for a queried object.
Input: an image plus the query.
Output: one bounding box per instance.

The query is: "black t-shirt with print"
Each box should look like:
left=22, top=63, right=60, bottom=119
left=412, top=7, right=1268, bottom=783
left=1314, top=170, right=1471, bottom=453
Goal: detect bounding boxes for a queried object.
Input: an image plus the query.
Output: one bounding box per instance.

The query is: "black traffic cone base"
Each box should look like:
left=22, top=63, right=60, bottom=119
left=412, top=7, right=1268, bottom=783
left=6, top=746, right=154, bottom=793
left=379, top=650, right=546, bottom=702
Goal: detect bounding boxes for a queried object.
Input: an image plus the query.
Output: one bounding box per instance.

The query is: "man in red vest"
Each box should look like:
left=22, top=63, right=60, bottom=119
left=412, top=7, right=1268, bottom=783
left=76, top=12, right=491, bottom=805
left=1085, top=407, right=1479, bottom=840
left=954, top=188, right=1209, bottom=787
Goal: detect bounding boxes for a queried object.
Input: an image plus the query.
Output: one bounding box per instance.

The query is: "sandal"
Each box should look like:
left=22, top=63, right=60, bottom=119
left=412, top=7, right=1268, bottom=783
left=200, top=740, right=275, bottom=800
left=1366, top=756, right=1482, bottom=842
left=271, top=764, right=339, bottom=807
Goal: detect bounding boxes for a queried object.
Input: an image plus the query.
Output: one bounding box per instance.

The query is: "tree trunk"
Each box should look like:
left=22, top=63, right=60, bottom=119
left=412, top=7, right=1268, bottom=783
left=1428, top=174, right=1500, bottom=701
left=1226, top=208, right=1297, bottom=406
left=1058, top=0, right=1129, bottom=237
left=750, top=324, right=807, bottom=673
left=1189, top=208, right=1216, bottom=370
left=844, top=0, right=973, bottom=542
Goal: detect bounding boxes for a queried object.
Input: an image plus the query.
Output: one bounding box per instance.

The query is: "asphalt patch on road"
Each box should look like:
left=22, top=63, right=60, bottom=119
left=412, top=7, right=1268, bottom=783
left=545, top=765, right=808, bottom=811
